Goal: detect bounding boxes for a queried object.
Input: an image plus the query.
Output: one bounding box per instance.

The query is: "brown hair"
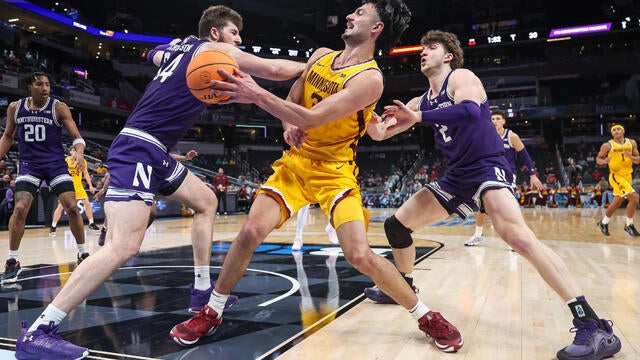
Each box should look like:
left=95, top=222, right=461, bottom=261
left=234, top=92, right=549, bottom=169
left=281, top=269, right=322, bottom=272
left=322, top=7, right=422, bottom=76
left=491, top=110, right=506, bottom=119
left=198, top=5, right=243, bottom=39
left=420, top=30, right=464, bottom=69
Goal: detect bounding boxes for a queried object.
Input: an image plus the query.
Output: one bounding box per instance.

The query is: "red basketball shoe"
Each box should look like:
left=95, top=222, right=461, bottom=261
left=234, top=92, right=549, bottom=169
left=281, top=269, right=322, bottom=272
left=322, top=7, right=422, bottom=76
left=418, top=311, right=463, bottom=352
left=170, top=305, right=221, bottom=346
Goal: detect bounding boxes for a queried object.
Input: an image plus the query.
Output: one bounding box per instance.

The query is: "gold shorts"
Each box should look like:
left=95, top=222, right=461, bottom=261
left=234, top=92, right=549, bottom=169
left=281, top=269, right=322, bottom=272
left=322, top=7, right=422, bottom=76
left=257, top=150, right=369, bottom=229
left=609, top=172, right=634, bottom=197
left=73, top=181, right=88, bottom=200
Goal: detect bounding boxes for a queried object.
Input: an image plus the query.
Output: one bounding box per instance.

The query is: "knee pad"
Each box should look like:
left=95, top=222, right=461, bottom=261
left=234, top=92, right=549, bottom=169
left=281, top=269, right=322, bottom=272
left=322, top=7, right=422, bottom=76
left=384, top=215, right=413, bottom=249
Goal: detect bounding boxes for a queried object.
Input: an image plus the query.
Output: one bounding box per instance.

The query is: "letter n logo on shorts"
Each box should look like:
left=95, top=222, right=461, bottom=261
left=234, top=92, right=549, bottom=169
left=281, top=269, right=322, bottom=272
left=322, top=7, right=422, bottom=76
left=133, top=163, right=153, bottom=189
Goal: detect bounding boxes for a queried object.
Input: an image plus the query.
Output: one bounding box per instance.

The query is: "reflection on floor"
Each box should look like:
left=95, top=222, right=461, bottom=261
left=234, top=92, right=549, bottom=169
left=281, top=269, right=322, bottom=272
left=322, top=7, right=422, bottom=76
left=0, top=242, right=439, bottom=359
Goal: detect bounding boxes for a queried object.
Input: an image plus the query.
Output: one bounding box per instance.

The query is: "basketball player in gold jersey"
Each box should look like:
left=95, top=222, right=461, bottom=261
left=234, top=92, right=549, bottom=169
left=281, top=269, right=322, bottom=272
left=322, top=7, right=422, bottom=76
left=50, top=147, right=99, bottom=243
left=170, top=1, right=464, bottom=353
left=596, top=124, right=640, bottom=236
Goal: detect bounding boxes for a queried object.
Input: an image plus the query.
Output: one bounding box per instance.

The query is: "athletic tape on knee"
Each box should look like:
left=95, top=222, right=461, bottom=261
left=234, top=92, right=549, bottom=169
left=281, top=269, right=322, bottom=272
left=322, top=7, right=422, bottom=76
left=384, top=215, right=413, bottom=249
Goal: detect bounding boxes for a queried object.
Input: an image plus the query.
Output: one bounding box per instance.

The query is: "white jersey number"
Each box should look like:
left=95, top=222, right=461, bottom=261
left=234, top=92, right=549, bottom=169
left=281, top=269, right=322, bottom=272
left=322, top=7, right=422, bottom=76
left=23, top=124, right=46, bottom=142
left=435, top=124, right=452, bottom=143
left=153, top=53, right=184, bottom=83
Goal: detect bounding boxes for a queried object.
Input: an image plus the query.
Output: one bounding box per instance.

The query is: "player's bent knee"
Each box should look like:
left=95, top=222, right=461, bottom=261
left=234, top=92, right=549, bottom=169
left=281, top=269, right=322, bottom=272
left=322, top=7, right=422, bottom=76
left=384, top=215, right=413, bottom=249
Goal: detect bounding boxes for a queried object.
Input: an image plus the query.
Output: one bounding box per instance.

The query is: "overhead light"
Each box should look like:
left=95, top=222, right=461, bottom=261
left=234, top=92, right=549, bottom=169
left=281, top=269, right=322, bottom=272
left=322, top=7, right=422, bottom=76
left=8, top=18, right=20, bottom=22
left=28, top=26, right=35, bottom=29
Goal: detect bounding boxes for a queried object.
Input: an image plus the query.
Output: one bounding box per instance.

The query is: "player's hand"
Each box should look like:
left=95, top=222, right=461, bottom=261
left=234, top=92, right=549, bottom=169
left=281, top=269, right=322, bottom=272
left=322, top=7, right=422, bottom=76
left=71, top=152, right=85, bottom=172
left=283, top=127, right=307, bottom=148
left=185, top=150, right=198, bottom=160
left=212, top=68, right=262, bottom=104
left=382, top=100, right=421, bottom=127
left=94, top=189, right=104, bottom=200
left=529, top=174, right=544, bottom=191
left=89, top=185, right=95, bottom=194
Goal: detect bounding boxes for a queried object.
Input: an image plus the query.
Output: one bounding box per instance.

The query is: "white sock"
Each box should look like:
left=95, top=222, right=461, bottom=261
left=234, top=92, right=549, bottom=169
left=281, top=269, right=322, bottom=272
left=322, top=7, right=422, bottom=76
left=207, top=290, right=228, bottom=317
left=28, top=304, right=67, bottom=332
left=8, top=250, right=19, bottom=261
left=51, top=222, right=57, bottom=228
left=626, top=217, right=634, bottom=226
left=89, top=218, right=94, bottom=224
left=474, top=226, right=483, bottom=237
left=602, top=216, right=611, bottom=225
left=296, top=205, right=309, bottom=239
left=409, top=300, right=430, bottom=321
left=77, top=244, right=86, bottom=255
left=194, top=265, right=211, bottom=290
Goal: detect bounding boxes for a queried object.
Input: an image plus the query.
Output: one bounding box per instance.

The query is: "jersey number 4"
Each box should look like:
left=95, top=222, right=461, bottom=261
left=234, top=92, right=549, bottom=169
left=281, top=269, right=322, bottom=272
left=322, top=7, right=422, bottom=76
left=154, top=53, right=184, bottom=83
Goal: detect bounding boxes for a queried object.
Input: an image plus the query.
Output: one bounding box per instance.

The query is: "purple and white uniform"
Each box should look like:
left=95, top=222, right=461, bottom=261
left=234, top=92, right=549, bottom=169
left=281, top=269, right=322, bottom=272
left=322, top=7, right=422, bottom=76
left=105, top=36, right=210, bottom=204
left=13, top=97, right=73, bottom=195
left=421, top=70, right=513, bottom=218
left=501, top=129, right=518, bottom=187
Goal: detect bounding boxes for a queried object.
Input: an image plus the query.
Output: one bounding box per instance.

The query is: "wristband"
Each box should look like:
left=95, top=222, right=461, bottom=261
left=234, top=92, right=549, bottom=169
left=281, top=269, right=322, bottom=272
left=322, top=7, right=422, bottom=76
left=72, top=138, right=86, bottom=148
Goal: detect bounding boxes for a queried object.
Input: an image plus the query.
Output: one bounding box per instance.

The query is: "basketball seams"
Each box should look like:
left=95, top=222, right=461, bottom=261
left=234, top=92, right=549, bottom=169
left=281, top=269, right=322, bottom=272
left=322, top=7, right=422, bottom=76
left=186, top=50, right=238, bottom=102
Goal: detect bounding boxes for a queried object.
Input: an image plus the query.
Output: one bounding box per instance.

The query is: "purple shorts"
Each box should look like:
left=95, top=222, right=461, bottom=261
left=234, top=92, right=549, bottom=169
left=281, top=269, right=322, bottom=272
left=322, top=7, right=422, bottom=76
left=104, top=128, right=187, bottom=204
left=426, top=156, right=514, bottom=219
left=15, top=159, right=73, bottom=195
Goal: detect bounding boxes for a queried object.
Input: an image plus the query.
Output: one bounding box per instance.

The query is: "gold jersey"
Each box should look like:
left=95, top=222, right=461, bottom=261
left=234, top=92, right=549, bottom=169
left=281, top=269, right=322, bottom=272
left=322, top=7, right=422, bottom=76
left=608, top=138, right=633, bottom=174
left=65, top=156, right=88, bottom=186
left=292, top=51, right=381, bottom=161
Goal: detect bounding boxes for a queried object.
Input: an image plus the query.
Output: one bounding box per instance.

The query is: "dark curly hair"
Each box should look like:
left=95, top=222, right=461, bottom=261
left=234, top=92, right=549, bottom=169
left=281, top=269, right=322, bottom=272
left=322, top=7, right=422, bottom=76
left=365, top=0, right=411, bottom=50
left=420, top=30, right=464, bottom=69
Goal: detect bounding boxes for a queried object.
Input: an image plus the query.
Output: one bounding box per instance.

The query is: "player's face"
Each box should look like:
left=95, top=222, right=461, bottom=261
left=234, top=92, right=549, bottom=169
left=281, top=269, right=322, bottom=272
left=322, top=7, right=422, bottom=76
left=491, top=114, right=506, bottom=131
left=217, top=21, right=242, bottom=46
left=611, top=127, right=624, bottom=138
left=420, top=43, right=449, bottom=74
left=28, top=76, right=50, bottom=100
left=342, top=3, right=380, bottom=44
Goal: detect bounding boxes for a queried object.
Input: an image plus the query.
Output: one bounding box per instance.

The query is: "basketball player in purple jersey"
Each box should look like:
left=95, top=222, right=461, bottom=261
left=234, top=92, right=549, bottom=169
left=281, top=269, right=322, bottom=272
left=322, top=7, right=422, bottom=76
left=364, top=30, right=620, bottom=360
left=16, top=6, right=305, bottom=359
left=465, top=109, right=543, bottom=247
left=0, top=72, right=90, bottom=285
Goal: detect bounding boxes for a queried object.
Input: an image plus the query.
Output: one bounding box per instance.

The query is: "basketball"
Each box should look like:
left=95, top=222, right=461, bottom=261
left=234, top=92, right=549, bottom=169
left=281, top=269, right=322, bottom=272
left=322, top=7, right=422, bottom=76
left=186, top=50, right=238, bottom=104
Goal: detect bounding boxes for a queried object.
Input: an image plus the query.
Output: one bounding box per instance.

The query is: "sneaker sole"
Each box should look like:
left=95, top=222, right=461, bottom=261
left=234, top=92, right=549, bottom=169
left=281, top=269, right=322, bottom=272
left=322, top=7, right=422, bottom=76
left=169, top=325, right=217, bottom=347
left=1, top=268, right=22, bottom=283
left=434, top=337, right=464, bottom=353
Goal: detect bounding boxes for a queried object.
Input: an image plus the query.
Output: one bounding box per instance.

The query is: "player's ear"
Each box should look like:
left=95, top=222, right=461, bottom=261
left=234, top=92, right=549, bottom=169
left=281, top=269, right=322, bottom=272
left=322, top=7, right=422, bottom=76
left=210, top=27, right=220, bottom=41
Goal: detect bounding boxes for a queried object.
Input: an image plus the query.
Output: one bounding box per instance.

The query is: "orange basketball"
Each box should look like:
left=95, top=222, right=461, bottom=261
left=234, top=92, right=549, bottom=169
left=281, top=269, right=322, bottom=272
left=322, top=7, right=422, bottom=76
left=186, top=50, right=238, bottom=104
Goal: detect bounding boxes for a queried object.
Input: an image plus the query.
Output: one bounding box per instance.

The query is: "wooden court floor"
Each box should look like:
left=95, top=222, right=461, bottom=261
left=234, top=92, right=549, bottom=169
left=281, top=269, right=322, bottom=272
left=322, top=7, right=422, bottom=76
left=1, top=206, right=639, bottom=359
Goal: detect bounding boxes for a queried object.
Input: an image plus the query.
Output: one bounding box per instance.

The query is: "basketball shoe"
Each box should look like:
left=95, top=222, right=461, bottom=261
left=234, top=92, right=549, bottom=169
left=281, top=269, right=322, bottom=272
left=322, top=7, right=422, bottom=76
left=88, top=223, right=100, bottom=231
left=624, top=224, right=640, bottom=237
left=325, top=224, right=339, bottom=244
left=77, top=253, right=89, bottom=265
left=188, top=281, right=238, bottom=313
left=170, top=305, right=221, bottom=346
left=1, top=258, right=21, bottom=283
left=464, top=235, right=485, bottom=246
left=98, top=227, right=107, bottom=246
left=596, top=221, right=609, bottom=236
left=418, top=311, right=464, bottom=353
left=363, top=285, right=419, bottom=304
left=15, top=321, right=89, bottom=360
left=292, top=236, right=303, bottom=251
left=49, top=226, right=56, bottom=237
left=556, top=318, right=621, bottom=360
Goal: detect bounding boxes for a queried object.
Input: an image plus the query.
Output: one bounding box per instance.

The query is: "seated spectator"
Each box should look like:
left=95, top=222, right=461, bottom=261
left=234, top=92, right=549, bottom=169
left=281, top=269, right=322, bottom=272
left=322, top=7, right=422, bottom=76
left=95, top=161, right=108, bottom=176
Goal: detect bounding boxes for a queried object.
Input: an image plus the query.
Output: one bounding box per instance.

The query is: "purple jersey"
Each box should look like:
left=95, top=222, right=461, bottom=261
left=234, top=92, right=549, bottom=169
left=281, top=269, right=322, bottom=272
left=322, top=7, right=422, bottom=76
left=418, top=70, right=503, bottom=170
left=124, top=36, right=209, bottom=151
left=501, top=129, right=517, bottom=173
left=14, top=97, right=64, bottom=163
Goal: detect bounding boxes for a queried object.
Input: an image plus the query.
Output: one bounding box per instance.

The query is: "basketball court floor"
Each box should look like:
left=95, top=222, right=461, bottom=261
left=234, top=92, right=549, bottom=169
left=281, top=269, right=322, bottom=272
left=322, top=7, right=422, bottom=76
left=0, top=207, right=638, bottom=359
